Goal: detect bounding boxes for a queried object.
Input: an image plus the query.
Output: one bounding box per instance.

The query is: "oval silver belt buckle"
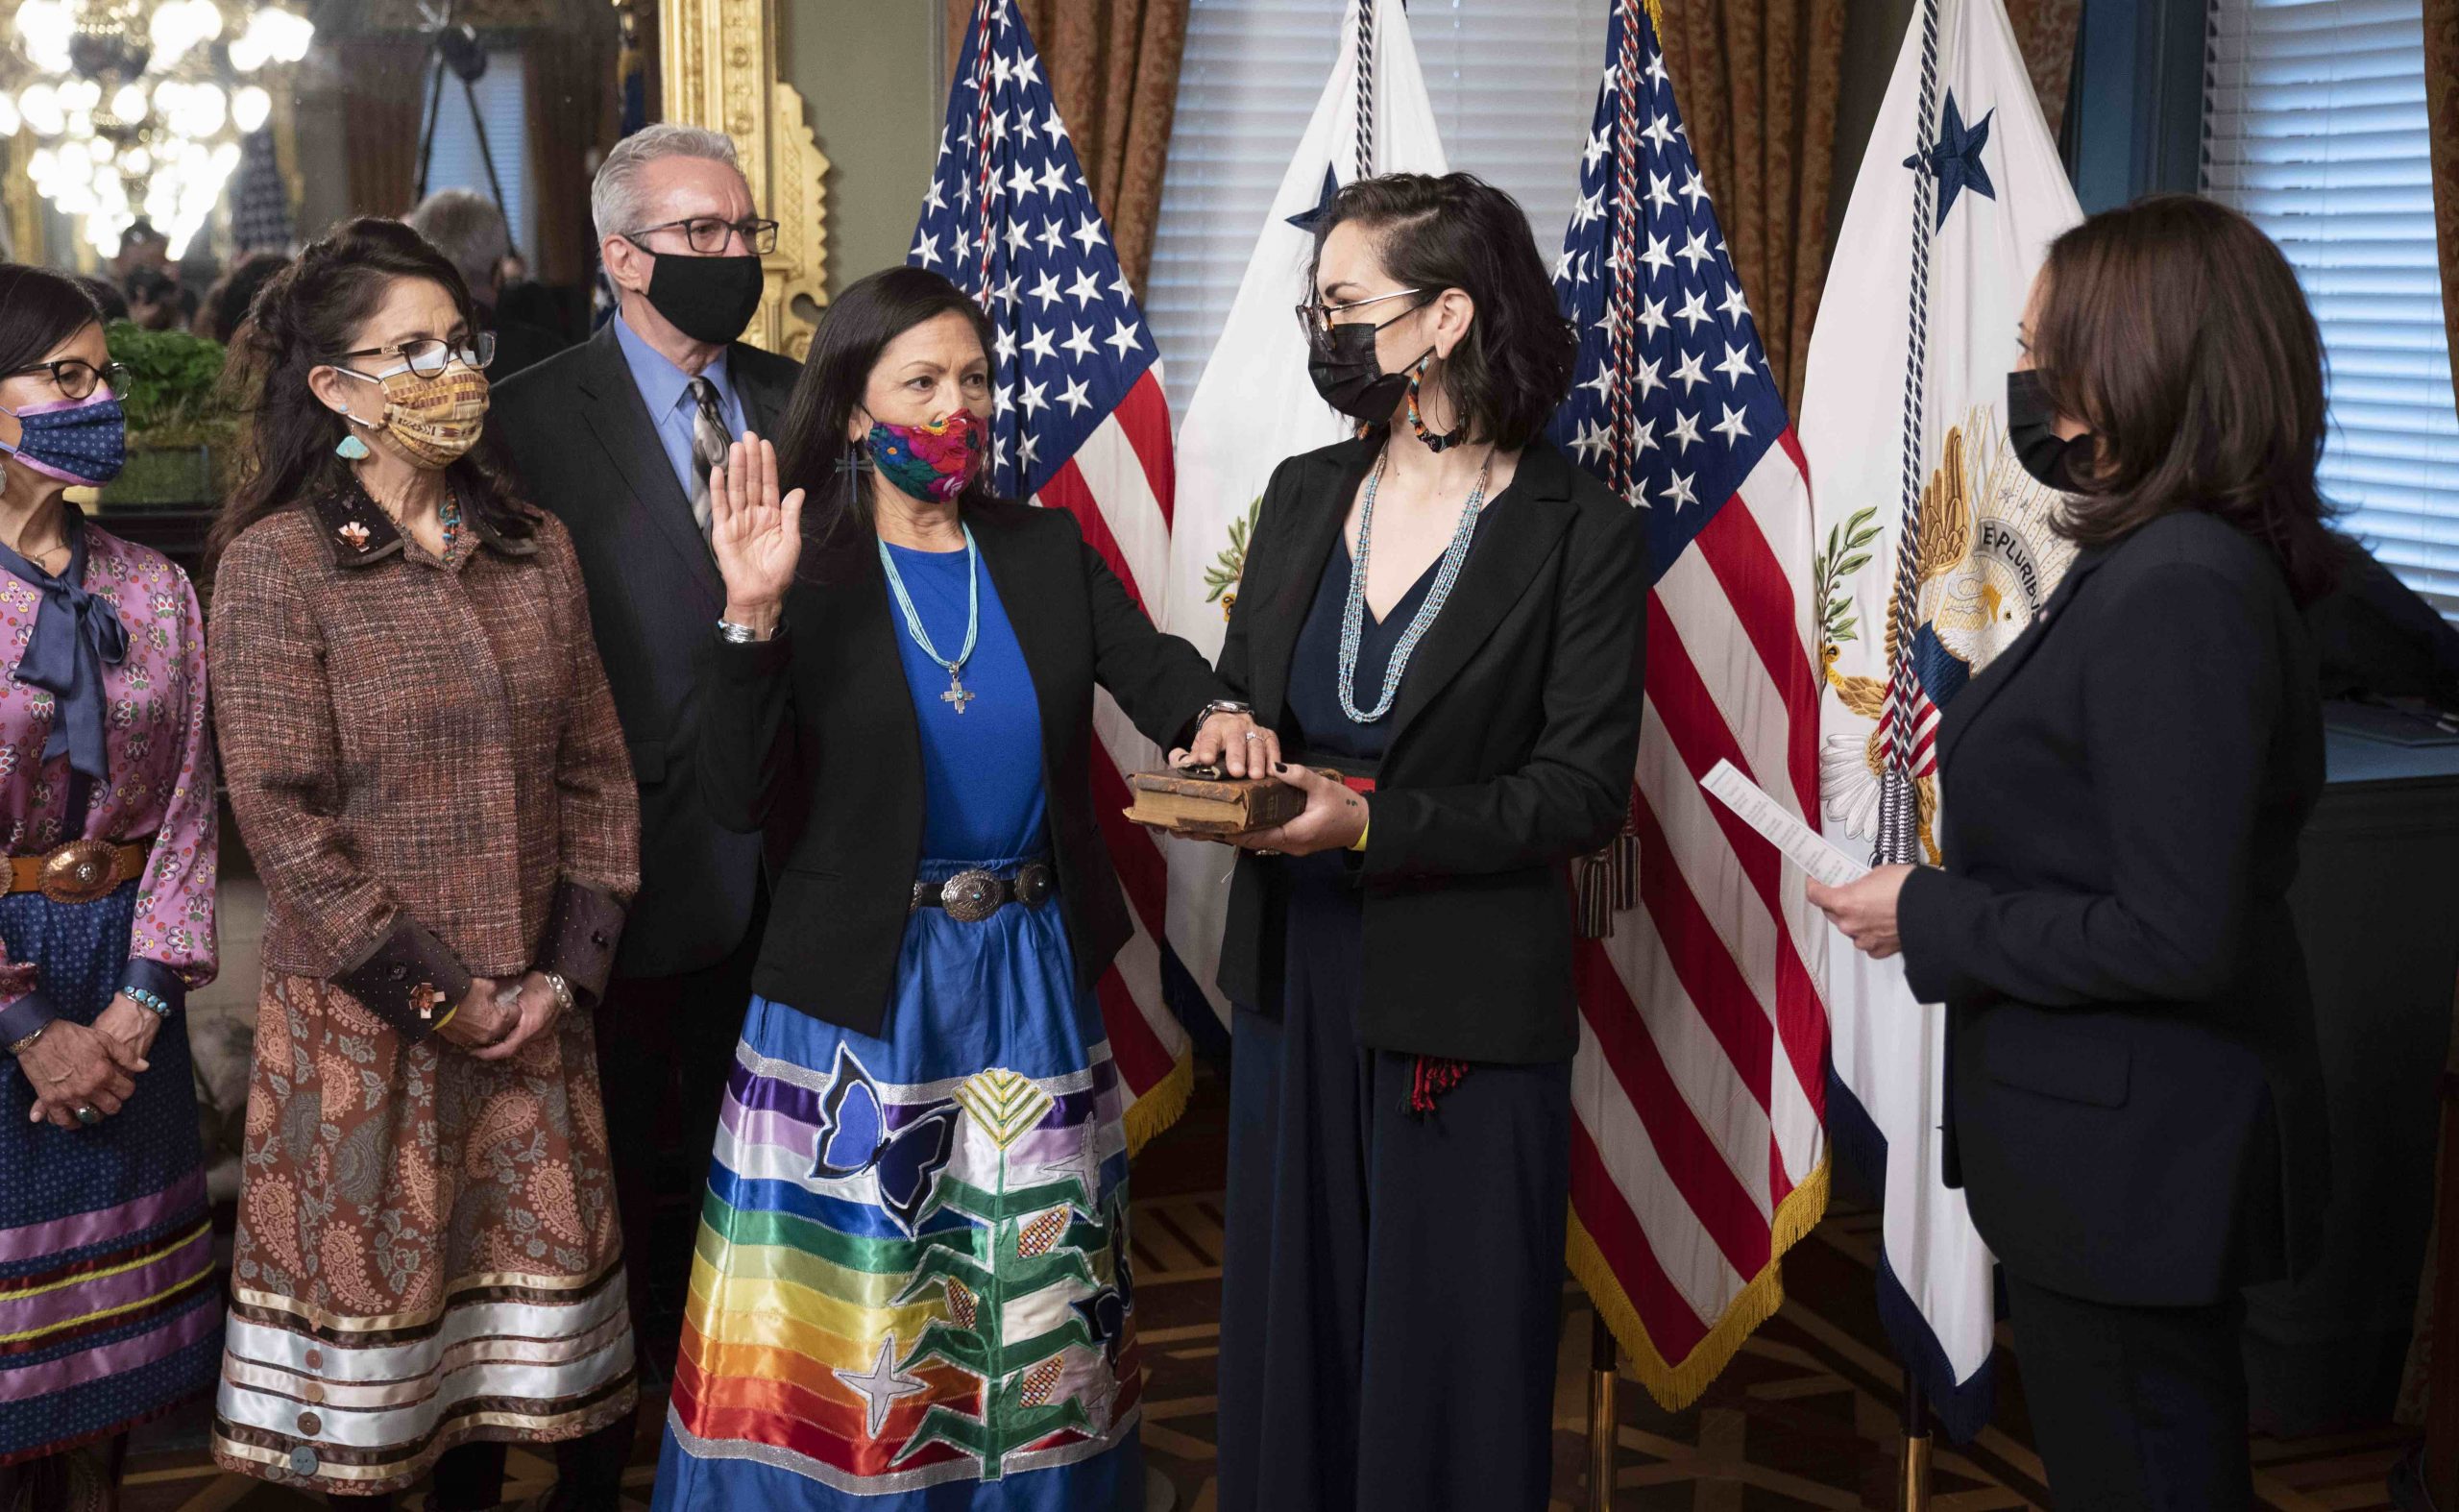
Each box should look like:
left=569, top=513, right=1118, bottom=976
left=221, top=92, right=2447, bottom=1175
left=939, top=867, right=1001, bottom=923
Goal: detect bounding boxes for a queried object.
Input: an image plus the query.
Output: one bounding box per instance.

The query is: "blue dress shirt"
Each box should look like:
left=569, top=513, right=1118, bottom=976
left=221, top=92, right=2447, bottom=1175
left=610, top=309, right=752, bottom=500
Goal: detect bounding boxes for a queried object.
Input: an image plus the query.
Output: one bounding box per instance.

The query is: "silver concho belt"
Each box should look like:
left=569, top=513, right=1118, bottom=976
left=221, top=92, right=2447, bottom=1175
left=911, top=862, right=1057, bottom=923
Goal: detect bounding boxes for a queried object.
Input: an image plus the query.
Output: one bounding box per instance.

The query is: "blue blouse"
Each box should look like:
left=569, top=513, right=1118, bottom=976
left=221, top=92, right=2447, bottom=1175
left=882, top=541, right=1049, bottom=861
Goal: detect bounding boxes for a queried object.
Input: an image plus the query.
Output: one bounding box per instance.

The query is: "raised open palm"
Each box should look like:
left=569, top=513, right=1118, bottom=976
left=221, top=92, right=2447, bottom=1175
left=709, top=432, right=806, bottom=611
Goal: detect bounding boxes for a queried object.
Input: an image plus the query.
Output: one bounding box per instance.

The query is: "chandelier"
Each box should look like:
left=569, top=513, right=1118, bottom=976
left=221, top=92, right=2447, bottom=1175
left=0, top=0, right=314, bottom=257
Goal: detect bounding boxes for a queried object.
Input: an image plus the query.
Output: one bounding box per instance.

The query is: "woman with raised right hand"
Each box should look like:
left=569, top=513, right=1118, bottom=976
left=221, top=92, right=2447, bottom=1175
left=651, top=265, right=1252, bottom=1511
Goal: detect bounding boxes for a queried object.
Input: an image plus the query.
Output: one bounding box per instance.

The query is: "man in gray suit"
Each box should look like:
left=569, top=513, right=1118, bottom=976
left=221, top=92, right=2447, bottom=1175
left=493, top=123, right=800, bottom=1390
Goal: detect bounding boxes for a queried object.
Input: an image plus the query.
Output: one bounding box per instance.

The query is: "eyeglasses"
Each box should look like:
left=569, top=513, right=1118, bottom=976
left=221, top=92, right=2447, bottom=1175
left=5, top=359, right=133, bottom=402
left=330, top=332, right=497, bottom=380
left=625, top=216, right=781, bottom=256
left=1293, top=288, right=1424, bottom=354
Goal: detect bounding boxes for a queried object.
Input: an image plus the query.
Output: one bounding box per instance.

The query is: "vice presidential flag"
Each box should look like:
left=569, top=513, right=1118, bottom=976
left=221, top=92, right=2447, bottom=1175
left=1157, top=0, right=1449, bottom=1024
left=910, top=0, right=1191, bottom=1149
left=1548, top=0, right=1830, bottom=1407
left=1798, top=0, right=2082, bottom=1439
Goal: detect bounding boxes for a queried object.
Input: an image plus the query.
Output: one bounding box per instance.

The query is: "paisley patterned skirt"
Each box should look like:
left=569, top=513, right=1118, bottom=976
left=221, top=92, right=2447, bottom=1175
left=209, top=970, right=637, bottom=1494
left=652, top=857, right=1143, bottom=1509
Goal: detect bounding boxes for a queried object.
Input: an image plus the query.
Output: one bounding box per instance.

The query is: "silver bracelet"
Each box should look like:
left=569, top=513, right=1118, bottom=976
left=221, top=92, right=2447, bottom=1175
left=542, top=971, right=576, bottom=1017
left=718, top=617, right=775, bottom=644
left=7, top=1023, right=43, bottom=1056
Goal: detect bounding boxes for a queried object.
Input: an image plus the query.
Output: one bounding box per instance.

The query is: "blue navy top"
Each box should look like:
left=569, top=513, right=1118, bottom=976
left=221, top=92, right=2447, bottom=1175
left=882, top=541, right=1049, bottom=861
left=1286, top=511, right=1499, bottom=768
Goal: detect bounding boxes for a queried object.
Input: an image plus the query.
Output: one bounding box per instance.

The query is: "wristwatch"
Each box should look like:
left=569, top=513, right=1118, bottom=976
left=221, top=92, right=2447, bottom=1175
left=717, top=617, right=774, bottom=644
left=1197, top=698, right=1253, bottom=723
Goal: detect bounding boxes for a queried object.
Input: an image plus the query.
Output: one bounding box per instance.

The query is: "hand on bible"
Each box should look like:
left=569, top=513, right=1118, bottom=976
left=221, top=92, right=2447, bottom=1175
left=1228, top=764, right=1367, bottom=857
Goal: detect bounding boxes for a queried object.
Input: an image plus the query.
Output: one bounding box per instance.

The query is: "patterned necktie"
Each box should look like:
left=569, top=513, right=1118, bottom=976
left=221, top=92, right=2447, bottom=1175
left=687, top=377, right=731, bottom=538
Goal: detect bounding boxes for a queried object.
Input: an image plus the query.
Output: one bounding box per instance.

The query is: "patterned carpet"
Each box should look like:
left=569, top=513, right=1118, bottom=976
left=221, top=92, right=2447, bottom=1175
left=121, top=1066, right=2418, bottom=1511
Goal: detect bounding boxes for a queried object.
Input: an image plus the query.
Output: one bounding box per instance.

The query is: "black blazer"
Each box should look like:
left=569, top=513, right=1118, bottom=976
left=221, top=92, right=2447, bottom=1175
left=696, top=499, right=1223, bottom=1035
left=1898, top=507, right=2328, bottom=1309
left=1212, top=436, right=1648, bottom=1064
left=491, top=323, right=800, bottom=978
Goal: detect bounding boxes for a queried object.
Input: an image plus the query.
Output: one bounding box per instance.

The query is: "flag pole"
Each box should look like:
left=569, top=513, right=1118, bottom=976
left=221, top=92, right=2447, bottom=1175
left=1874, top=1, right=1944, bottom=1502
left=1588, top=1312, right=1618, bottom=1512
left=1902, top=1367, right=1933, bottom=1511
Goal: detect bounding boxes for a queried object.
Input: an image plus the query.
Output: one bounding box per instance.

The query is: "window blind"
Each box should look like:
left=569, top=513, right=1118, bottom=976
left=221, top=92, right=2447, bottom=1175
left=418, top=48, right=535, bottom=262
left=2203, top=0, right=2459, bottom=615
left=1147, top=0, right=1608, bottom=422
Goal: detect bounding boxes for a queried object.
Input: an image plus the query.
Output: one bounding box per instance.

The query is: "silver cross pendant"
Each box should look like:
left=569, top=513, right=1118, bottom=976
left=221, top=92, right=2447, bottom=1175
left=941, top=670, right=975, bottom=715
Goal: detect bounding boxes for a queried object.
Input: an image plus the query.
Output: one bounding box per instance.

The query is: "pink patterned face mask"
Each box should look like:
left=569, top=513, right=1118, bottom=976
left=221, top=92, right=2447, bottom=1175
left=864, top=407, right=987, bottom=503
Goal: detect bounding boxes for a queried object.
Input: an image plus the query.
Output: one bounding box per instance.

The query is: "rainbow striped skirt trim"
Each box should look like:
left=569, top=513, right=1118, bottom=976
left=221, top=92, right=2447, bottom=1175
left=653, top=865, right=1143, bottom=1509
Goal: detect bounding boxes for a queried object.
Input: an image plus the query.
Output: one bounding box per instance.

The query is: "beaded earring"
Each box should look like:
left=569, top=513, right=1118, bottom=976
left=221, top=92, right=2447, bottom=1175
left=1402, top=356, right=1462, bottom=453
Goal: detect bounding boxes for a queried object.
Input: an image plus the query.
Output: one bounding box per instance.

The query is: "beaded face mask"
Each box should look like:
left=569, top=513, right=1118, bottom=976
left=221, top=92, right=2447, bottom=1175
left=864, top=407, right=987, bottom=503
left=334, top=365, right=491, bottom=470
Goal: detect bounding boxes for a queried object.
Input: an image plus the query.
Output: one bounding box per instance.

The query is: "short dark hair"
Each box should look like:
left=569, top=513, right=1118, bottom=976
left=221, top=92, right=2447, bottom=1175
left=0, top=264, right=105, bottom=378
left=1307, top=172, right=1577, bottom=451
left=2032, top=195, right=2339, bottom=604
left=775, top=264, right=997, bottom=547
left=210, top=216, right=537, bottom=572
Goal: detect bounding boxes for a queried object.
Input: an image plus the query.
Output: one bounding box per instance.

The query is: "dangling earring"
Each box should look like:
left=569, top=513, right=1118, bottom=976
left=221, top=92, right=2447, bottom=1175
left=334, top=430, right=371, bottom=460
left=1404, top=357, right=1462, bottom=453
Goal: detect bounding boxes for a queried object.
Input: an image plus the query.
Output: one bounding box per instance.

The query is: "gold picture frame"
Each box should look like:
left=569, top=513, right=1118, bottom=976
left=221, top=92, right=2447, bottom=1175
left=659, top=0, right=830, bottom=357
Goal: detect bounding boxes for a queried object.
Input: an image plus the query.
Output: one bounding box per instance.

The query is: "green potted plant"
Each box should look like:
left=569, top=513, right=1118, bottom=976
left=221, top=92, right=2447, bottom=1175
left=99, top=321, right=234, bottom=507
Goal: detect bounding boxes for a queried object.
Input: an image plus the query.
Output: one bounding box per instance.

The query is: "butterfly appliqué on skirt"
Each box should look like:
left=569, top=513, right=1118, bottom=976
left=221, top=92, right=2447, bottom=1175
left=808, top=1044, right=960, bottom=1236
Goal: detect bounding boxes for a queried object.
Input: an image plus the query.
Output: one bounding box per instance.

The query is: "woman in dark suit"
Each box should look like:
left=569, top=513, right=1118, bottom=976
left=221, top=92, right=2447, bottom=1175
left=1203, top=174, right=1649, bottom=1512
left=651, top=266, right=1255, bottom=1511
left=1810, top=195, right=2338, bottom=1509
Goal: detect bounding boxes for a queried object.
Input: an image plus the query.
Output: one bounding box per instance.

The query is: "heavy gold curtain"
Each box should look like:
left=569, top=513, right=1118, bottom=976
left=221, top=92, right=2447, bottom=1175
left=1652, top=0, right=1847, bottom=412
left=526, top=32, right=618, bottom=287
left=2430, top=0, right=2458, bottom=412
left=337, top=40, right=430, bottom=222
left=2005, top=0, right=2084, bottom=139
left=942, top=0, right=1190, bottom=290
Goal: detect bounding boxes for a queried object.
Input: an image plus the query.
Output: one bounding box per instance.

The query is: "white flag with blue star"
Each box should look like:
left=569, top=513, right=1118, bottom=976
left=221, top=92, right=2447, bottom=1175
left=1798, top=0, right=2082, bottom=1439
left=1156, top=0, right=1449, bottom=1023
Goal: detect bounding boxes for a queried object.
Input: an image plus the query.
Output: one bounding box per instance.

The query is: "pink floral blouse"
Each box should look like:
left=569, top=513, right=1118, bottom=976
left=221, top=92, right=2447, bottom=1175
left=0, top=520, right=217, bottom=1036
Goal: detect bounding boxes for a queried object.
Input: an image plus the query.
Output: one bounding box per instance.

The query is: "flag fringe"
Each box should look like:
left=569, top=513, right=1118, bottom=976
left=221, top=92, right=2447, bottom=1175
left=1567, top=1152, right=1831, bottom=1411
left=1121, top=1048, right=1194, bottom=1158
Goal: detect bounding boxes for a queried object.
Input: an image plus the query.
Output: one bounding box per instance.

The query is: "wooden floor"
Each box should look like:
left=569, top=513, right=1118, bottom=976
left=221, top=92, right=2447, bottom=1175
left=120, top=1065, right=2418, bottom=1511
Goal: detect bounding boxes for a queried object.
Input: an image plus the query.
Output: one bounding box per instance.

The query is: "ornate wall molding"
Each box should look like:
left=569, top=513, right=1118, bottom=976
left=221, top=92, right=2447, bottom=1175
left=659, top=0, right=830, bottom=356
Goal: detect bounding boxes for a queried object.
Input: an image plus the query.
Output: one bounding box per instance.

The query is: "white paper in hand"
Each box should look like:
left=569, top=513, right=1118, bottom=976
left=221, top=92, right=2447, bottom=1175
left=1699, top=760, right=1872, bottom=887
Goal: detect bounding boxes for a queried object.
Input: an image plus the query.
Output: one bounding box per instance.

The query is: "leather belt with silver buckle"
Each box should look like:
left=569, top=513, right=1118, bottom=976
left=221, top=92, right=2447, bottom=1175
left=7, top=838, right=150, bottom=905
left=912, top=863, right=1057, bottom=923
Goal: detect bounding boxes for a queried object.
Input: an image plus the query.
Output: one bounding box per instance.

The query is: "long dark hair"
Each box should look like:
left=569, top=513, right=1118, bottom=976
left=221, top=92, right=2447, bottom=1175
left=1307, top=173, right=1578, bottom=451
left=0, top=263, right=105, bottom=378
left=775, top=264, right=999, bottom=544
left=2032, top=195, right=2338, bottom=603
left=208, top=217, right=536, bottom=572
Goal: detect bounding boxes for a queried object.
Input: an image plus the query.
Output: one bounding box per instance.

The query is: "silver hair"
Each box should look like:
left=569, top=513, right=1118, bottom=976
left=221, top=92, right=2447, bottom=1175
left=402, top=188, right=510, bottom=297
left=592, top=123, right=743, bottom=245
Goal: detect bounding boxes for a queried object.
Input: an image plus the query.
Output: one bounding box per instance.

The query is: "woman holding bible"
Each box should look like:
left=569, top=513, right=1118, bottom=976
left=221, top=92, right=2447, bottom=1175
left=653, top=265, right=1257, bottom=1510
left=1203, top=173, right=1649, bottom=1512
left=1810, top=195, right=2336, bottom=1509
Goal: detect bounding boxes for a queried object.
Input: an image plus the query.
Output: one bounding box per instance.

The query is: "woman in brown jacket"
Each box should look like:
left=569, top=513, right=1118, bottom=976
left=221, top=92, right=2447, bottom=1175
left=203, top=218, right=641, bottom=1509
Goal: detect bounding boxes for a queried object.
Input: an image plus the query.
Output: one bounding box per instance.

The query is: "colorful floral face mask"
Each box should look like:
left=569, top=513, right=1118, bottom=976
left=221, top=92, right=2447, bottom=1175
left=335, top=364, right=491, bottom=470
left=864, top=407, right=987, bottom=503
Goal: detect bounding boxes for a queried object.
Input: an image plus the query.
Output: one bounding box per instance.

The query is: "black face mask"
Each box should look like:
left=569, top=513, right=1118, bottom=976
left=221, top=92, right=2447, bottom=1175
left=638, top=250, right=765, bottom=346
left=1306, top=314, right=1432, bottom=423
left=2006, top=368, right=2095, bottom=492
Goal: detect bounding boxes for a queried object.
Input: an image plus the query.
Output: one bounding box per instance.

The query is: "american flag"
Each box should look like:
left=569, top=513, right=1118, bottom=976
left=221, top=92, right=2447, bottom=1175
left=910, top=0, right=1191, bottom=1146
left=1548, top=0, right=1832, bottom=1405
